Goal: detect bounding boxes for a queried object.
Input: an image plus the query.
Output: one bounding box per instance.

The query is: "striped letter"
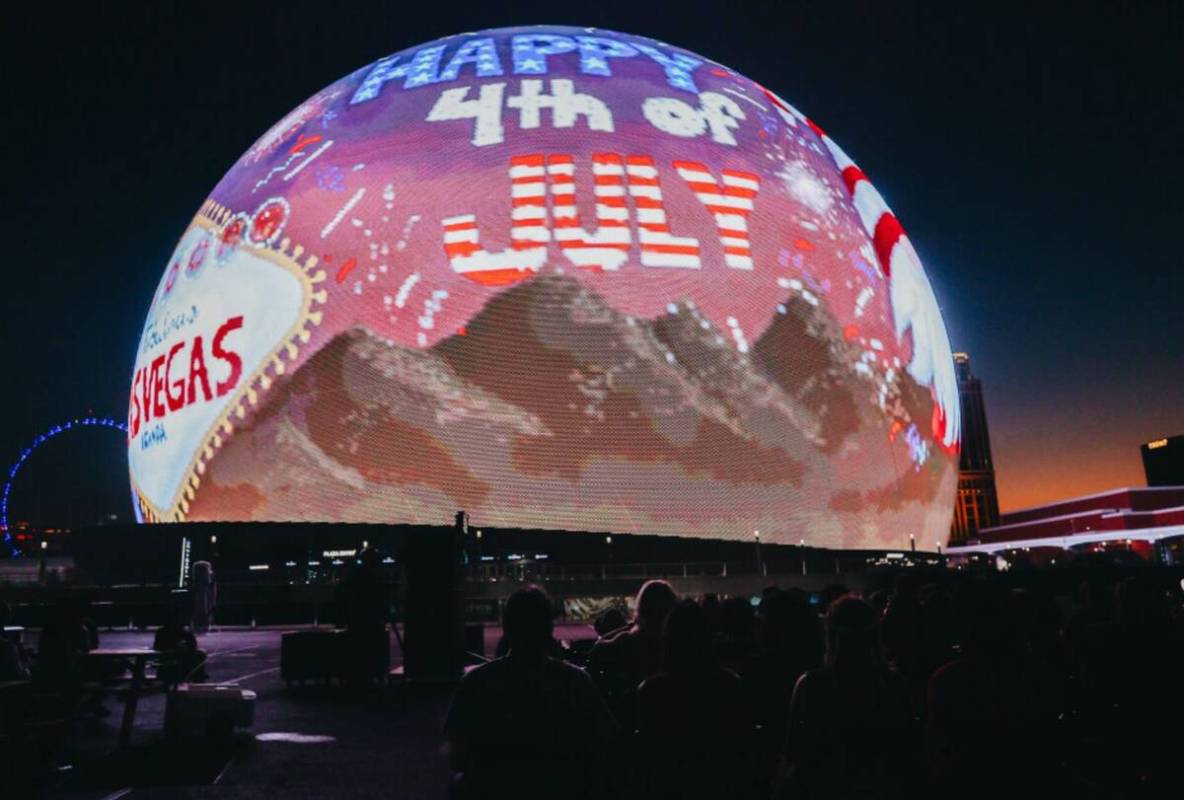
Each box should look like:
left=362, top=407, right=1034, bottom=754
left=625, top=156, right=700, bottom=268
left=548, top=153, right=631, bottom=272
left=674, top=161, right=760, bottom=270
left=441, top=154, right=549, bottom=286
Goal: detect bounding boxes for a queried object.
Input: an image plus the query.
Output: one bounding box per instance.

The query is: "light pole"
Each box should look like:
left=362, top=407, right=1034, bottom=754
left=754, top=531, right=764, bottom=577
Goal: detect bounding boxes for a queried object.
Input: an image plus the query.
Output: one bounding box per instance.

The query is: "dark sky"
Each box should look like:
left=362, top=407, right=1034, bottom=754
left=2, top=1, right=1180, bottom=529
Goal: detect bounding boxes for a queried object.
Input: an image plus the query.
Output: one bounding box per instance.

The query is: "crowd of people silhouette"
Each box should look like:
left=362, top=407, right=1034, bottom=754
left=445, top=576, right=1184, bottom=799
left=6, top=566, right=1184, bottom=798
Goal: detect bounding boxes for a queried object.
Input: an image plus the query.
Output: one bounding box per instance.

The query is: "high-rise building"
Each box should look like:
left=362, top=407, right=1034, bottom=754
left=950, top=353, right=1001, bottom=543
left=1142, top=434, right=1184, bottom=486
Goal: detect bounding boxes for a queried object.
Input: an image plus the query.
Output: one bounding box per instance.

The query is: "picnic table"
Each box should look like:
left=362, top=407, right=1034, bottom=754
left=86, top=647, right=160, bottom=748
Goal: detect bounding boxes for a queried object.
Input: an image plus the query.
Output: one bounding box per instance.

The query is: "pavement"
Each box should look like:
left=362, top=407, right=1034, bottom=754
left=43, top=623, right=599, bottom=799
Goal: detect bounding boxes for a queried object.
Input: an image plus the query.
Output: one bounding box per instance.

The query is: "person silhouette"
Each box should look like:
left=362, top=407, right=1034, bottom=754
left=747, top=588, right=822, bottom=789
left=588, top=580, right=678, bottom=726
left=153, top=598, right=207, bottom=684
left=779, top=594, right=911, bottom=799
left=190, top=560, right=216, bottom=634
left=594, top=607, right=628, bottom=639
left=636, top=599, right=751, bottom=800
left=444, top=586, right=620, bottom=799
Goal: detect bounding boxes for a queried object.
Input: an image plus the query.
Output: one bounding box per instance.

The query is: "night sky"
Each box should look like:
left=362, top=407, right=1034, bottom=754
left=2, top=1, right=1180, bottom=530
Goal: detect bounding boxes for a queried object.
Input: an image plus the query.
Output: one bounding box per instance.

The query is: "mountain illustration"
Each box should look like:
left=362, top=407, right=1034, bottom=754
left=188, top=272, right=953, bottom=546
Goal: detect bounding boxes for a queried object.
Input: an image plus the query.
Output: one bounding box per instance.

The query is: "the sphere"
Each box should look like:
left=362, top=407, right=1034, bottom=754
left=129, top=26, right=960, bottom=548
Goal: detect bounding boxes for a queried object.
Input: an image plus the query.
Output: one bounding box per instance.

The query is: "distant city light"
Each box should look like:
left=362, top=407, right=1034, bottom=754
left=248, top=564, right=269, bottom=571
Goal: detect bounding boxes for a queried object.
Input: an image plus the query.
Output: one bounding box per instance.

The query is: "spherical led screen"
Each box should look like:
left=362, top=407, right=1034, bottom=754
left=129, top=26, right=960, bottom=548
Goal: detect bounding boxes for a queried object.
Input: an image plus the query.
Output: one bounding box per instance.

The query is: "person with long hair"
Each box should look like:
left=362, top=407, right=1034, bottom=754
left=588, top=579, right=678, bottom=726
left=778, top=594, right=911, bottom=799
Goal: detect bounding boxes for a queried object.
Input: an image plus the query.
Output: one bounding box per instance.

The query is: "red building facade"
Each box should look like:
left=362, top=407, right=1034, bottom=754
left=947, top=486, right=1184, bottom=558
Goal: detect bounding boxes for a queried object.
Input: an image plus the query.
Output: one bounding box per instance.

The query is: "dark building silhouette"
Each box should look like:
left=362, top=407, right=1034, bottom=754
left=1142, top=434, right=1184, bottom=486
left=950, top=353, right=1000, bottom=543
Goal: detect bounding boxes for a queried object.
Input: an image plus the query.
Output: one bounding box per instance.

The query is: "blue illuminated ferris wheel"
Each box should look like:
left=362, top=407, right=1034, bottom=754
left=2, top=416, right=127, bottom=556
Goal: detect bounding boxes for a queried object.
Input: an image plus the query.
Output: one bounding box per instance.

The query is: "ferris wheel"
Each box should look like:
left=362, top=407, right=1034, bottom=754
left=2, top=416, right=128, bottom=556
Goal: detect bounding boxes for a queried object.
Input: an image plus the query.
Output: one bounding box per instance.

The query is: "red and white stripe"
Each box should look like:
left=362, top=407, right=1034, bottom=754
left=442, top=154, right=549, bottom=286
left=625, top=155, right=701, bottom=269
left=673, top=161, right=760, bottom=270
left=548, top=153, right=631, bottom=272
left=807, top=122, right=961, bottom=452
left=808, top=137, right=899, bottom=279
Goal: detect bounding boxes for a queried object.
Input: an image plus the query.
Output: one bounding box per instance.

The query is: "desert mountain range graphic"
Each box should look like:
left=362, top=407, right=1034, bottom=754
left=187, top=273, right=952, bottom=547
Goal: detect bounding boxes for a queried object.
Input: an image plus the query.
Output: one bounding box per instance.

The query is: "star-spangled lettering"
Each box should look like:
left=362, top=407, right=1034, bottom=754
left=574, top=36, right=638, bottom=76
left=350, top=33, right=702, bottom=104
left=439, top=37, right=503, bottom=82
